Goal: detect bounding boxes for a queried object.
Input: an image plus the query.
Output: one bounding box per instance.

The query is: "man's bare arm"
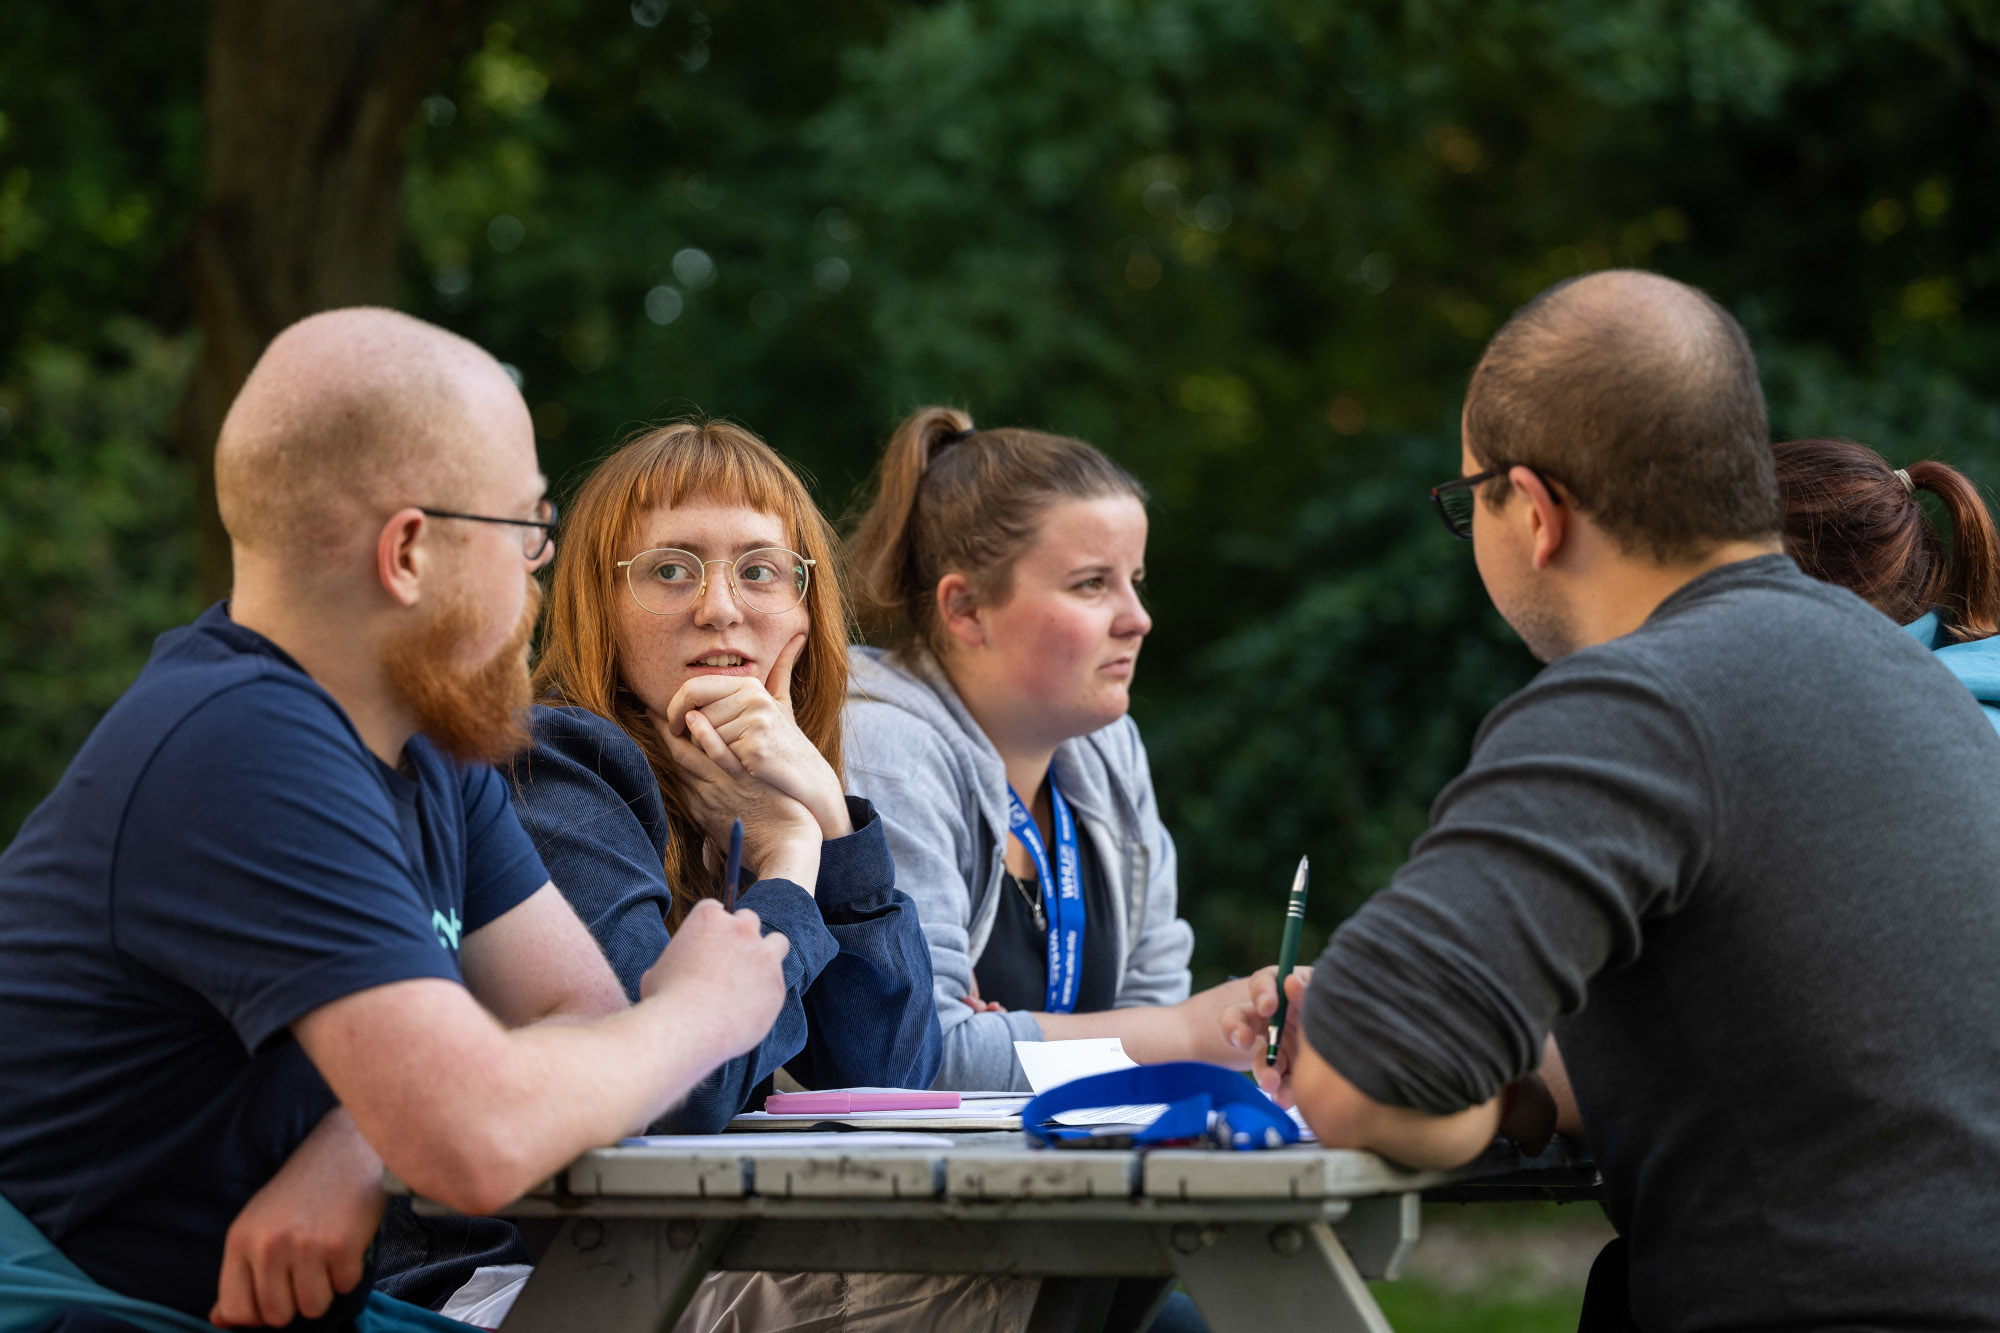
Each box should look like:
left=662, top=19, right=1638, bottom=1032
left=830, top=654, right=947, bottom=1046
left=209, top=1108, right=385, bottom=1328
left=1221, top=968, right=1502, bottom=1170
left=208, top=886, right=632, bottom=1325
left=1289, top=1037, right=1502, bottom=1168
left=293, top=900, right=788, bottom=1217
left=457, top=882, right=626, bottom=1027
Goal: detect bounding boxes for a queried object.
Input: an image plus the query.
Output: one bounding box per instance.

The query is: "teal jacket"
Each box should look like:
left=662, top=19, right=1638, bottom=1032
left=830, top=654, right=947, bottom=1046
left=1903, top=610, right=2000, bottom=736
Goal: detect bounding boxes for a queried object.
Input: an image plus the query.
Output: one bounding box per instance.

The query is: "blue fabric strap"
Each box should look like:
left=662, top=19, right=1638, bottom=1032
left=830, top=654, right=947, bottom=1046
left=1021, top=1061, right=1302, bottom=1151
left=0, top=1190, right=473, bottom=1333
left=1005, top=773, right=1085, bottom=1013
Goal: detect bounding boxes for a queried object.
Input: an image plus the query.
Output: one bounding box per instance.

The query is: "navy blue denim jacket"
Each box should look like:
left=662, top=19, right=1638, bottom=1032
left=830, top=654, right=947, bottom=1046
left=505, top=704, right=942, bottom=1131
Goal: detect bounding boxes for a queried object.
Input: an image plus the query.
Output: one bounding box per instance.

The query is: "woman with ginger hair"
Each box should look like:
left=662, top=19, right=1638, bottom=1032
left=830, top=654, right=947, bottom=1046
left=844, top=406, right=1256, bottom=1092
left=389, top=423, right=982, bottom=1331
left=512, top=420, right=941, bottom=1124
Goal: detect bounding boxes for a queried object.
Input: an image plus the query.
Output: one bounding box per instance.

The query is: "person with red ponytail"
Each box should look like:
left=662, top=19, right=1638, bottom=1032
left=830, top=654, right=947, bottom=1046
left=1774, top=438, right=2000, bottom=733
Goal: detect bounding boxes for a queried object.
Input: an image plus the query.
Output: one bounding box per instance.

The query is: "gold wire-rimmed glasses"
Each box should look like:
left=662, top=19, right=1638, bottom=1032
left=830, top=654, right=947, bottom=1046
left=616, top=547, right=815, bottom=616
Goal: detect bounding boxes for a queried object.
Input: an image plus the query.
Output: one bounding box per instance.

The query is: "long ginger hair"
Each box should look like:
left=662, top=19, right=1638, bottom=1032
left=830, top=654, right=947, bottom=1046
left=533, top=421, right=850, bottom=924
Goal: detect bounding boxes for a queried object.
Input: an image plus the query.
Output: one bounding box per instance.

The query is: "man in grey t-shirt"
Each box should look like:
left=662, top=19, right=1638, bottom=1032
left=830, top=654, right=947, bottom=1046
left=1227, top=270, right=2000, bottom=1330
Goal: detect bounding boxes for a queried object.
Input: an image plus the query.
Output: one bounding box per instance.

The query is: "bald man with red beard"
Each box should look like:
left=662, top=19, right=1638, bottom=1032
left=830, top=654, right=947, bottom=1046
left=0, top=309, right=793, bottom=1331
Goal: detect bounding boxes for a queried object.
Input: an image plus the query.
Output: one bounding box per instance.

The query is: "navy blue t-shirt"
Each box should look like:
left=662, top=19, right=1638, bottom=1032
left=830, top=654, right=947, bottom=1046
left=0, top=603, right=548, bottom=1319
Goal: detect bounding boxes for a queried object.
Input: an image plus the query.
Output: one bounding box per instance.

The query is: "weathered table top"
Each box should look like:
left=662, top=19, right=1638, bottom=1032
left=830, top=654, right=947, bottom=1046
left=399, top=1135, right=1598, bottom=1333
left=475, top=1131, right=1596, bottom=1220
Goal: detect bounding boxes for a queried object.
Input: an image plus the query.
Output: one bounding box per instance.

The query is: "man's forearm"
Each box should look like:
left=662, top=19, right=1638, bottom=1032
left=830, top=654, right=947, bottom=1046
left=212, top=1107, right=385, bottom=1328
left=1291, top=1037, right=1501, bottom=1170
left=1309, top=1093, right=1503, bottom=1169
left=299, top=979, right=735, bottom=1217
left=485, top=989, right=732, bottom=1148
left=304, top=902, right=789, bottom=1219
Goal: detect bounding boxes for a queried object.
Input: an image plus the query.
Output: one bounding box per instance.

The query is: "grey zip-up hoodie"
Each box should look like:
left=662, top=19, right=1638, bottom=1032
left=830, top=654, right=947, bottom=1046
left=844, top=645, right=1195, bottom=1090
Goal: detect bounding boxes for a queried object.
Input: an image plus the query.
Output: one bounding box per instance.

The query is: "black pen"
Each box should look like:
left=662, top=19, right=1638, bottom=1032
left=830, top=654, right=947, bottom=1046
left=1267, top=856, right=1309, bottom=1066
left=722, top=818, right=743, bottom=911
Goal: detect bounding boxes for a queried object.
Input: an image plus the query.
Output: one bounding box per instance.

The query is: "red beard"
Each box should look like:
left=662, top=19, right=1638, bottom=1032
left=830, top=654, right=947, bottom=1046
left=383, top=578, right=540, bottom=766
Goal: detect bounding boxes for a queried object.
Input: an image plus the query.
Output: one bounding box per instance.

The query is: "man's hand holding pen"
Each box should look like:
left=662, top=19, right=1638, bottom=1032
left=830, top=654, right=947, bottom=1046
left=1221, top=965, right=1315, bottom=1106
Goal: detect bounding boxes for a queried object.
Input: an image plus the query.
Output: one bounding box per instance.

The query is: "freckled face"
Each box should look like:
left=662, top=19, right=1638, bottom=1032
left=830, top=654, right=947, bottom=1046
left=968, top=495, right=1153, bottom=745
left=613, top=499, right=811, bottom=716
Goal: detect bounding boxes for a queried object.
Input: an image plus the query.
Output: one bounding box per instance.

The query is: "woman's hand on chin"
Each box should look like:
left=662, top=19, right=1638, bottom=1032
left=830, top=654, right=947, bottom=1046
left=663, top=633, right=852, bottom=839
left=658, top=712, right=824, bottom=894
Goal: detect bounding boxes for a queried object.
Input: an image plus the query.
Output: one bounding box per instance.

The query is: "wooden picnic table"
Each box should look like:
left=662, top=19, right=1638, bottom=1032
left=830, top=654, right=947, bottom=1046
left=403, top=1133, right=1597, bottom=1333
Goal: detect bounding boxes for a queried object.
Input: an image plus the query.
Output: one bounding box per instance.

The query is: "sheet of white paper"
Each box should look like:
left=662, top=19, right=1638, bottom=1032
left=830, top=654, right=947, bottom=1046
left=1012, top=1038, right=1136, bottom=1092
left=621, top=1132, right=957, bottom=1150
left=1013, top=1038, right=1169, bottom=1127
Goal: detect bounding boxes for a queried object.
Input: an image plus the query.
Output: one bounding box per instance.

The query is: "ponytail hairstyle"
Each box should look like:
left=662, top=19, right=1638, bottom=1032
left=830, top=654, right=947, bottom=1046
left=532, top=421, right=850, bottom=926
left=1773, top=437, right=2000, bottom=642
left=846, top=406, right=1147, bottom=656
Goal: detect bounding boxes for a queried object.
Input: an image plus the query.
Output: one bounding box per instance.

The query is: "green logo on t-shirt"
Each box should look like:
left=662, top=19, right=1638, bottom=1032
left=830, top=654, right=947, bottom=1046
left=431, top=908, right=462, bottom=952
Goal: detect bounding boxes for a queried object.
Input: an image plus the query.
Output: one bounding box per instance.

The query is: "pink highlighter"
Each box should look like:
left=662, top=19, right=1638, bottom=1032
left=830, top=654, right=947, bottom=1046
left=763, top=1090, right=963, bottom=1114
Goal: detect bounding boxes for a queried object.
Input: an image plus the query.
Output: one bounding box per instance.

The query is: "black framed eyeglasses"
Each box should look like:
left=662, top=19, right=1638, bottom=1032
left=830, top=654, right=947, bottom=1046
left=1428, top=466, right=1563, bottom=541
left=419, top=499, right=559, bottom=560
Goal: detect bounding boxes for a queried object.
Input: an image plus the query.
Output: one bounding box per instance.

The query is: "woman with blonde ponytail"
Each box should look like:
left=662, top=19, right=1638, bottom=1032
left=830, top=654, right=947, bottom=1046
left=846, top=407, right=1256, bottom=1093
left=1775, top=437, right=2000, bottom=733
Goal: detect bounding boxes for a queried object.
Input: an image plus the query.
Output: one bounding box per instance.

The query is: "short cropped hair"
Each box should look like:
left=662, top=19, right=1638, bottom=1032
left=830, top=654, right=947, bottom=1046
left=1463, top=270, right=1779, bottom=563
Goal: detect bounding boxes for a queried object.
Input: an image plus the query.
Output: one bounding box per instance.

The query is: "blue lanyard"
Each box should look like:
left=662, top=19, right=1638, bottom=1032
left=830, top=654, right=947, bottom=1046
left=1006, top=772, right=1085, bottom=1013
left=1021, top=1061, right=1302, bottom=1151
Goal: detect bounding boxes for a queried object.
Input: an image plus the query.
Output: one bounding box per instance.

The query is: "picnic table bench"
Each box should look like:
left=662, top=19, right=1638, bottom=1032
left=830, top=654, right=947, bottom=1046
left=402, top=1132, right=1597, bottom=1333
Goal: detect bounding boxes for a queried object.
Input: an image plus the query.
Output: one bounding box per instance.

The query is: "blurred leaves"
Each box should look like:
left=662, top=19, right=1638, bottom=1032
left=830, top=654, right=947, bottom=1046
left=3, top=0, right=1999, bottom=981
left=0, top=2, right=205, bottom=831
left=0, top=321, right=201, bottom=832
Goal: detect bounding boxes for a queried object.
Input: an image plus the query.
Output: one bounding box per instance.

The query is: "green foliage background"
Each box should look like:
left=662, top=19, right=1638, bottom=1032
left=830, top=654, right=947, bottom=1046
left=4, top=0, right=1998, bottom=984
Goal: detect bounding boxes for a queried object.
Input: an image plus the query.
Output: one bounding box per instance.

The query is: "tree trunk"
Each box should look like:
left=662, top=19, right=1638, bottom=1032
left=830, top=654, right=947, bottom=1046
left=178, top=0, right=486, bottom=599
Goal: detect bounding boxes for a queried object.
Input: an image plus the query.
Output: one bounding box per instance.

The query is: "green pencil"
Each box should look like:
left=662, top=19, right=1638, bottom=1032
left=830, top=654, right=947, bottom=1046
left=1266, top=855, right=1309, bottom=1066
